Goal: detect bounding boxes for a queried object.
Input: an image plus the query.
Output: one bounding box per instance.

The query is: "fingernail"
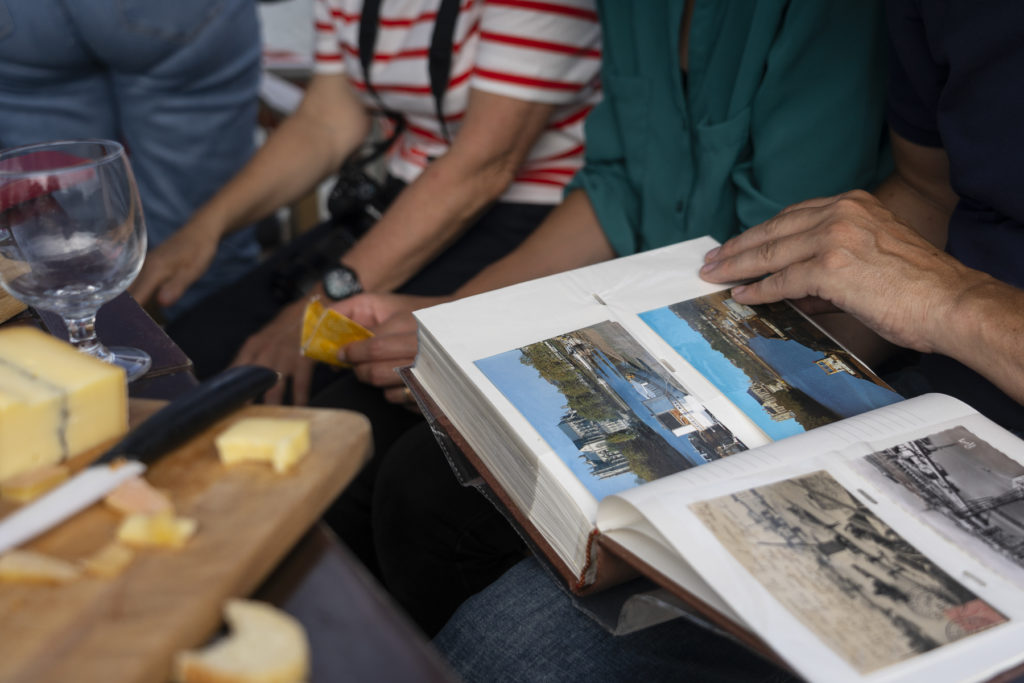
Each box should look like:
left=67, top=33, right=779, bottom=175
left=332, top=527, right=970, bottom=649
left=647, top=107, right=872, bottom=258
left=699, top=261, right=717, bottom=275
left=703, top=247, right=720, bottom=262
left=731, top=285, right=747, bottom=297
left=336, top=348, right=347, bottom=363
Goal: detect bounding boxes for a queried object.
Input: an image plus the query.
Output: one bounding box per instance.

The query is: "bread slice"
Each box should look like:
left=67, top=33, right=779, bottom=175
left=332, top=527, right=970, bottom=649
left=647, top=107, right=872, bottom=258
left=174, top=599, right=310, bottom=683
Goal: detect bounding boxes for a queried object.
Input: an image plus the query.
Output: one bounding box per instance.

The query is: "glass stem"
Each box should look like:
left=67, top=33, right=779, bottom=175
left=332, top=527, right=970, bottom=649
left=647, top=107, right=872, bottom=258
left=64, top=313, right=112, bottom=362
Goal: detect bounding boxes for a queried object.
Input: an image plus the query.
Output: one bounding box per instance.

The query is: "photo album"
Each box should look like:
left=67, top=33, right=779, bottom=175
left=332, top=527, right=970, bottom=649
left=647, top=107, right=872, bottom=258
left=406, top=236, right=1024, bottom=683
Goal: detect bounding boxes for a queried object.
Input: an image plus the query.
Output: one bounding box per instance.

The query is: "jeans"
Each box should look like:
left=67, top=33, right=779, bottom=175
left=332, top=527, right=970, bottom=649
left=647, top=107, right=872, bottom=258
left=0, top=0, right=261, bottom=315
left=435, top=557, right=798, bottom=683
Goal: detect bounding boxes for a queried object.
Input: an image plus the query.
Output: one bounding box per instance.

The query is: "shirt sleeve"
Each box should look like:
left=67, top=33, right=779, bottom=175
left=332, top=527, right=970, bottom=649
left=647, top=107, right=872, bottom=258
left=733, top=0, right=893, bottom=230
left=470, top=0, right=602, bottom=105
left=884, top=0, right=943, bottom=147
left=313, top=0, right=346, bottom=75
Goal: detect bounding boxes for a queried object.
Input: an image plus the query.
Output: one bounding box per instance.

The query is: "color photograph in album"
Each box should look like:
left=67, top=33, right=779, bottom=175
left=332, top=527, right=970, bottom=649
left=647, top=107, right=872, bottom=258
left=474, top=320, right=747, bottom=500
left=639, top=291, right=903, bottom=440
left=691, top=470, right=1007, bottom=675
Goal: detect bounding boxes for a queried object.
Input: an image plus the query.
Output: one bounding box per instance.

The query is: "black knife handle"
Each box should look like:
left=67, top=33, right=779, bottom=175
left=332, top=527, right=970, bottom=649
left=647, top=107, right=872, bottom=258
left=95, top=365, right=279, bottom=466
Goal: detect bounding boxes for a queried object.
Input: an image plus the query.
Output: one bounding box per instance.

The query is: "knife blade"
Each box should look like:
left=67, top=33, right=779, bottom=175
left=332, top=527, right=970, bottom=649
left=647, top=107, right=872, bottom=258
left=0, top=364, right=277, bottom=554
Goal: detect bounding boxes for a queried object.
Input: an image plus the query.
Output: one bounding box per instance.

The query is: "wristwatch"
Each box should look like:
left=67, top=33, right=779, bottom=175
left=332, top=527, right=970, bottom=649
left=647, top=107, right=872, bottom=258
left=322, top=264, right=363, bottom=301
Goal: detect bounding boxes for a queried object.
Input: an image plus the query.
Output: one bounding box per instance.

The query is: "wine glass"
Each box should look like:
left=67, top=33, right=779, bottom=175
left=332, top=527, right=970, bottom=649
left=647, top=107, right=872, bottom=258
left=0, top=139, right=152, bottom=380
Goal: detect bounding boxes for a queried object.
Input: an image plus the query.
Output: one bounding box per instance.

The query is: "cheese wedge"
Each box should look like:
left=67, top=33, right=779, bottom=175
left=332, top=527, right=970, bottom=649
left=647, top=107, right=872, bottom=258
left=0, top=549, right=81, bottom=584
left=215, top=418, right=311, bottom=474
left=174, top=599, right=310, bottom=683
left=0, top=463, right=70, bottom=502
left=0, top=326, right=127, bottom=480
left=117, top=512, right=197, bottom=549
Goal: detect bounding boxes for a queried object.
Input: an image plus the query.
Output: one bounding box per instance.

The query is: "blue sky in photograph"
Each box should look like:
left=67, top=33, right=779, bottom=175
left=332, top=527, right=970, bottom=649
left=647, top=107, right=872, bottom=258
left=475, top=349, right=646, bottom=500
left=640, top=306, right=804, bottom=440
left=640, top=306, right=902, bottom=439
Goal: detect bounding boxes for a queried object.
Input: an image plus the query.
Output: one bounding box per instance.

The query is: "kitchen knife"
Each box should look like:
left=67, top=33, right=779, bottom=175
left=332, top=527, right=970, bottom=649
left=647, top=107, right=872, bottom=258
left=0, top=364, right=278, bottom=554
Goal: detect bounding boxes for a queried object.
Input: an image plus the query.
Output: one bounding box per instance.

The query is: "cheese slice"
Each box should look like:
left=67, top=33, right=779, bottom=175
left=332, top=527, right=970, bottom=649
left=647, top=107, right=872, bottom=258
left=0, top=549, right=81, bottom=584
left=299, top=297, right=373, bottom=368
left=215, top=417, right=311, bottom=474
left=0, top=326, right=127, bottom=480
left=117, top=512, right=197, bottom=549
left=104, top=476, right=174, bottom=516
left=80, top=542, right=135, bottom=579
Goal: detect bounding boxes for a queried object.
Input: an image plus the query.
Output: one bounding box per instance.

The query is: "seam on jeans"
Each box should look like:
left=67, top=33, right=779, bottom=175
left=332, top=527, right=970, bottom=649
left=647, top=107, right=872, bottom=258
left=0, top=1, right=11, bottom=42
left=51, top=0, right=103, bottom=64
left=116, top=0, right=227, bottom=45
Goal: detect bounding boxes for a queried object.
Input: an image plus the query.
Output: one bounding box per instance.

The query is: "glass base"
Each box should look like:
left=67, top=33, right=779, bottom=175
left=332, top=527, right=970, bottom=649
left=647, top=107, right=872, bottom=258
left=106, top=345, right=152, bottom=382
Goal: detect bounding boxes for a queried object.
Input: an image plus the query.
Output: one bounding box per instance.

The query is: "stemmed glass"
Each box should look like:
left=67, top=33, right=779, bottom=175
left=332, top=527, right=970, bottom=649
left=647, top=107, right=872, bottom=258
left=0, top=139, right=152, bottom=380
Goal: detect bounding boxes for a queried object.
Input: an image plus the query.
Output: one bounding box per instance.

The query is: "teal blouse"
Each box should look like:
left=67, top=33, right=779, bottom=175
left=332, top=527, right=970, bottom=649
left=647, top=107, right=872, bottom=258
left=570, top=0, right=891, bottom=255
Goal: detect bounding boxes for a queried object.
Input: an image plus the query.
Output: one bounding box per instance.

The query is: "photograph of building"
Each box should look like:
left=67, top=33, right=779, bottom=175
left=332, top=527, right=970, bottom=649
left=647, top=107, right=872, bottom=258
left=475, top=320, right=745, bottom=499
left=692, top=470, right=1006, bottom=674
left=640, top=290, right=902, bottom=439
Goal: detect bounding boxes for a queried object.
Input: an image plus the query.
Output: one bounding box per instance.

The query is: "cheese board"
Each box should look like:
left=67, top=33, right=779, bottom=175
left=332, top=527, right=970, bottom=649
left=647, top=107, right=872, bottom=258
left=0, top=399, right=372, bottom=683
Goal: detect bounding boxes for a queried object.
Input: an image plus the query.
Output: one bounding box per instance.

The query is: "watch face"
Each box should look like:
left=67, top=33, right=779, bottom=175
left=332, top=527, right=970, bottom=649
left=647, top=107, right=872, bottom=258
left=323, top=266, right=362, bottom=300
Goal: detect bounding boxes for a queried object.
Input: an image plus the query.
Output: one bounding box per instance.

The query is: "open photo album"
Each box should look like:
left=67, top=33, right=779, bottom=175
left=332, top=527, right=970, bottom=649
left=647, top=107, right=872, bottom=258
left=407, top=236, right=1024, bottom=682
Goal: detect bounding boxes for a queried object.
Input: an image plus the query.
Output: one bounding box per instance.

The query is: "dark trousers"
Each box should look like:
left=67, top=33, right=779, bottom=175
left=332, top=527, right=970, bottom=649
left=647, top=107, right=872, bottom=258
left=327, top=421, right=527, bottom=637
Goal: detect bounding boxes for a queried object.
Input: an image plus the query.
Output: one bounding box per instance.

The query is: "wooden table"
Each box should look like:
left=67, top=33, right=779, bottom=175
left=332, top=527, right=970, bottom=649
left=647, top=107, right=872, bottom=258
left=0, top=401, right=372, bottom=683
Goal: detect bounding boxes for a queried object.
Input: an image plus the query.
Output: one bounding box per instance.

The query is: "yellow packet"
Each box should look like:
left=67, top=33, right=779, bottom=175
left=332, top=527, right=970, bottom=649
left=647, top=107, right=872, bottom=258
left=300, top=297, right=374, bottom=367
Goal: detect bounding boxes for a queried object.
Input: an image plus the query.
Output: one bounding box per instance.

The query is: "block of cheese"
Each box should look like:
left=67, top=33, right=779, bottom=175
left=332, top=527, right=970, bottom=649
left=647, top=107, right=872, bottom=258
left=0, top=549, right=81, bottom=584
left=215, top=417, right=311, bottom=474
left=174, top=599, right=310, bottom=683
left=0, top=463, right=70, bottom=502
left=117, top=512, right=197, bottom=549
left=0, top=326, right=127, bottom=480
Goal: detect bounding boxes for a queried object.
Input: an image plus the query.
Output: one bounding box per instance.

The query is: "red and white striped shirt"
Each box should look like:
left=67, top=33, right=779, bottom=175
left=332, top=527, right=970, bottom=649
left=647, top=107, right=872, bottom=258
left=313, top=0, right=601, bottom=204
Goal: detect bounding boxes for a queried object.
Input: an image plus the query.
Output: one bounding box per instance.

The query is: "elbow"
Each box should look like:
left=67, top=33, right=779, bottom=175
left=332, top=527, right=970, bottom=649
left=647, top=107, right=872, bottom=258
left=471, top=151, right=521, bottom=200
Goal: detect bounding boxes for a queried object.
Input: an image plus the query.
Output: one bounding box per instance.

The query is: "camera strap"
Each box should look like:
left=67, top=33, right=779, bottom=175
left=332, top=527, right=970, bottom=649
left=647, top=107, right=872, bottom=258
left=359, top=0, right=460, bottom=145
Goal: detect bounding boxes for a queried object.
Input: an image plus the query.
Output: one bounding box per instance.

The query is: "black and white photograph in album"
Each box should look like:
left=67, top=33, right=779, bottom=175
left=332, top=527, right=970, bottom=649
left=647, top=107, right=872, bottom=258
left=857, top=426, right=1024, bottom=588
left=691, top=470, right=1007, bottom=675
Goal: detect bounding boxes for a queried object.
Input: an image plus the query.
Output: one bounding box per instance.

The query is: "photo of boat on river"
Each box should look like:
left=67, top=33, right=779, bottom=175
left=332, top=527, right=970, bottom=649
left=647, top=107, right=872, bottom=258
left=640, top=291, right=902, bottom=440
left=475, top=320, right=746, bottom=500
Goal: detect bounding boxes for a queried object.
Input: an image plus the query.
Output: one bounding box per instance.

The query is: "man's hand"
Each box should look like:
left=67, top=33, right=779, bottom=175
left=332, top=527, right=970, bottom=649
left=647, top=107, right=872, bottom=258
left=699, top=190, right=984, bottom=354
left=231, top=299, right=314, bottom=405
left=339, top=312, right=420, bottom=405
left=329, top=291, right=441, bottom=329
left=130, top=222, right=219, bottom=308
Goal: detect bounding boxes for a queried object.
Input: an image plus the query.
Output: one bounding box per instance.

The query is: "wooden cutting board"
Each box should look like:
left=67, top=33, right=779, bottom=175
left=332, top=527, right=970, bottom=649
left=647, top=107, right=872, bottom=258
left=0, top=400, right=372, bottom=683
left=0, top=289, right=27, bottom=325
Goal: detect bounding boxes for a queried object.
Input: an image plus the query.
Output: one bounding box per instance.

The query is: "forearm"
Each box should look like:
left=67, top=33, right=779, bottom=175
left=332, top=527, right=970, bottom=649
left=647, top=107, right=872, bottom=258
left=339, top=147, right=518, bottom=292
left=940, top=275, right=1024, bottom=405
left=873, top=131, right=958, bottom=248
left=455, top=189, right=614, bottom=297
left=339, top=89, right=557, bottom=292
left=188, top=74, right=370, bottom=242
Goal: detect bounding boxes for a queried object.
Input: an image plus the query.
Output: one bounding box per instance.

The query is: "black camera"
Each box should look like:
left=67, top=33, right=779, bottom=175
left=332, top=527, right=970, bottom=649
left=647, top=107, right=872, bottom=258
left=326, top=164, right=384, bottom=238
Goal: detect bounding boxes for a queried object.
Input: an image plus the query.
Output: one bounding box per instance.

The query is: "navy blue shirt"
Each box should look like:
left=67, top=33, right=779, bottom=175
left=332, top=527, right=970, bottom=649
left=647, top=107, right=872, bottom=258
left=886, top=0, right=1024, bottom=431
